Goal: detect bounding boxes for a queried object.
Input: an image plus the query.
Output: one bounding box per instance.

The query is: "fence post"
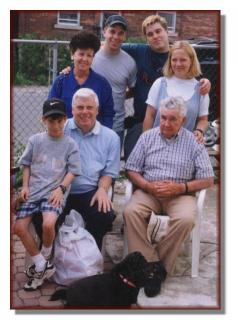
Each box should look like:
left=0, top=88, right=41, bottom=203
left=52, top=42, right=58, bottom=81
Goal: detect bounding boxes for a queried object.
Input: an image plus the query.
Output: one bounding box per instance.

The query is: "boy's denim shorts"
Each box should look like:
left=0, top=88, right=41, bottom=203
left=16, top=198, right=62, bottom=219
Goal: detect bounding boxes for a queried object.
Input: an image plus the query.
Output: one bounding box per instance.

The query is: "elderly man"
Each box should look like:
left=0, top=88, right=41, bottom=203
left=63, top=88, right=120, bottom=250
left=124, top=96, right=214, bottom=297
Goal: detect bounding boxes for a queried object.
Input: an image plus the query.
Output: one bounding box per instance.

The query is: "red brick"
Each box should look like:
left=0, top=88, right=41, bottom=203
left=39, top=295, right=64, bottom=308
left=16, top=11, right=219, bottom=41
left=18, top=288, right=41, bottom=299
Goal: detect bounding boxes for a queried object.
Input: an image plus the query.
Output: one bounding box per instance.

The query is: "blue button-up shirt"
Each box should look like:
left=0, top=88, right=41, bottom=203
left=64, top=119, right=120, bottom=193
left=49, top=68, right=115, bottom=128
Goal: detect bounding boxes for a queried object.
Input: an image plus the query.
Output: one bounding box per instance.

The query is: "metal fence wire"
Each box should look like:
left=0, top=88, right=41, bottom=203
left=12, top=39, right=220, bottom=162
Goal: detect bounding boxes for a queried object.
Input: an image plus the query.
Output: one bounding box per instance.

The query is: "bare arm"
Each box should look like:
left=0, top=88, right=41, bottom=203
left=60, top=172, right=75, bottom=188
left=142, top=105, right=157, bottom=132
left=60, top=66, right=71, bottom=75
left=185, top=177, right=214, bottom=193
left=199, top=78, right=211, bottom=95
left=193, top=115, right=209, bottom=144
left=90, top=176, right=113, bottom=213
left=20, top=166, right=31, bottom=201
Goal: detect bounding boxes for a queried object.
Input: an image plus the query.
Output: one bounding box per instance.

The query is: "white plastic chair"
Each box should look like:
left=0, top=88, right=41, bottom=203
left=123, top=180, right=206, bottom=278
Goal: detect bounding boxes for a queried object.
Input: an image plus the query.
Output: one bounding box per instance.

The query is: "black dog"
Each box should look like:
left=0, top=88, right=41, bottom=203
left=50, top=251, right=150, bottom=308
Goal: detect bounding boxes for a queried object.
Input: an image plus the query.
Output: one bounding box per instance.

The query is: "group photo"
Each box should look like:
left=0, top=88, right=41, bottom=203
left=10, top=10, right=221, bottom=311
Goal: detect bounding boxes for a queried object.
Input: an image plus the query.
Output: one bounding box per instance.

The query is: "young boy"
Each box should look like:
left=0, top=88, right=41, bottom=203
left=14, top=98, right=81, bottom=291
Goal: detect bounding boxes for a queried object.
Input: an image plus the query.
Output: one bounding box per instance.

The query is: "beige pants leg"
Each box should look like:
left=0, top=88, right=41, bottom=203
left=156, top=195, right=197, bottom=273
left=124, top=189, right=197, bottom=273
left=124, top=189, right=162, bottom=262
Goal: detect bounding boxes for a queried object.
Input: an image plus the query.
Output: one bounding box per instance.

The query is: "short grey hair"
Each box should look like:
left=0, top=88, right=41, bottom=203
left=160, top=96, right=187, bottom=117
left=72, top=88, right=99, bottom=107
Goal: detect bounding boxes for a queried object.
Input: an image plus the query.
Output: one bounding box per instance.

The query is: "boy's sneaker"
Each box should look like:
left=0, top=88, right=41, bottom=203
left=23, top=260, right=56, bottom=291
left=25, top=263, right=37, bottom=278
left=25, top=256, right=52, bottom=278
left=23, top=276, right=45, bottom=291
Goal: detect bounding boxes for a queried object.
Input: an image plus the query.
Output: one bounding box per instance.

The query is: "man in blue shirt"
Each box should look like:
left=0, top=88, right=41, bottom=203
left=62, top=88, right=120, bottom=250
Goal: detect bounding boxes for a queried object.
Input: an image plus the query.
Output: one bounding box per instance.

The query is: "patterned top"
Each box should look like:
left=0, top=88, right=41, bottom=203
left=125, top=127, right=214, bottom=183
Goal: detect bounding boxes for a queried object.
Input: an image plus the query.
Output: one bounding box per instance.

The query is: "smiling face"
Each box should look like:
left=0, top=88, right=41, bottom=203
left=170, top=48, right=192, bottom=79
left=42, top=115, right=66, bottom=138
left=160, top=107, right=185, bottom=139
left=103, top=24, right=126, bottom=53
left=72, top=48, right=94, bottom=74
left=145, top=22, right=169, bottom=53
left=72, top=95, right=98, bottom=134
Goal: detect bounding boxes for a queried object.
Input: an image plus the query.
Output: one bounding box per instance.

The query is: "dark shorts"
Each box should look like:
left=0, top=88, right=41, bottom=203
left=16, top=198, right=62, bottom=219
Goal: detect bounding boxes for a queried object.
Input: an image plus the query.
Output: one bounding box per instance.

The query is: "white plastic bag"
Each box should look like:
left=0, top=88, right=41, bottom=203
left=52, top=209, right=104, bottom=286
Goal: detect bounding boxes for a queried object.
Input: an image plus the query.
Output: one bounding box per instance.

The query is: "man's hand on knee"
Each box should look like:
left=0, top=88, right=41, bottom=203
left=90, top=187, right=113, bottom=213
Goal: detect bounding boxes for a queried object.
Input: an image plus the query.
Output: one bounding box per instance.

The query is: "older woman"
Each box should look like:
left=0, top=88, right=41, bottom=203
left=143, top=40, right=209, bottom=143
left=49, top=31, right=114, bottom=128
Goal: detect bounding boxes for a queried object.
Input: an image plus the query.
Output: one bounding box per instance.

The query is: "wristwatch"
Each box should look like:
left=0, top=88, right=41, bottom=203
left=59, top=184, right=67, bottom=194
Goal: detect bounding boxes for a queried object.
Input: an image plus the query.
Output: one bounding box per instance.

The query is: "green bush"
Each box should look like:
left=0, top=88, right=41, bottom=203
left=13, top=141, right=25, bottom=191
left=58, top=43, right=71, bottom=73
left=14, top=168, right=23, bottom=191
left=126, top=36, right=146, bottom=44
left=14, top=71, right=33, bottom=86
left=13, top=33, right=146, bottom=86
left=13, top=33, right=71, bottom=86
left=14, top=33, right=48, bottom=85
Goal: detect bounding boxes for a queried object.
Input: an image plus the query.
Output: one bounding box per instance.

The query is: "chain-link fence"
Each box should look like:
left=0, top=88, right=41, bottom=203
left=192, top=43, right=219, bottom=122
left=13, top=39, right=70, bottom=163
left=13, top=39, right=220, bottom=162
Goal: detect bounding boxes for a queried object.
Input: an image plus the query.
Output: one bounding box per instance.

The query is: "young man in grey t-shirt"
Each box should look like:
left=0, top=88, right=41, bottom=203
left=14, top=98, right=81, bottom=291
left=92, top=15, right=137, bottom=147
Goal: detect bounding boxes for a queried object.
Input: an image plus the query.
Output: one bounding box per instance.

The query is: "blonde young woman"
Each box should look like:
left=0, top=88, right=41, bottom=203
left=143, top=40, right=209, bottom=143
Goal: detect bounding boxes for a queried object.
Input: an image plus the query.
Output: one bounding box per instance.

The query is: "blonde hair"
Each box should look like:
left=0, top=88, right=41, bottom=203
left=163, top=40, right=201, bottom=79
left=142, top=15, right=168, bottom=36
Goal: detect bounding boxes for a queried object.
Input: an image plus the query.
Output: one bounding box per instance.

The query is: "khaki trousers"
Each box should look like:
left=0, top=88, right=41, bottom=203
left=124, top=189, right=197, bottom=274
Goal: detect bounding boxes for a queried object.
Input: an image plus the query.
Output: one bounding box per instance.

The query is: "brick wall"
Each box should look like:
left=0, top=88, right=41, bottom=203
left=16, top=11, right=219, bottom=42
left=175, top=12, right=220, bottom=41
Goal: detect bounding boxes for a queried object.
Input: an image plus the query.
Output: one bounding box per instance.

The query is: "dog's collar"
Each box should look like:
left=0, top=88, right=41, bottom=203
left=119, top=274, right=136, bottom=288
